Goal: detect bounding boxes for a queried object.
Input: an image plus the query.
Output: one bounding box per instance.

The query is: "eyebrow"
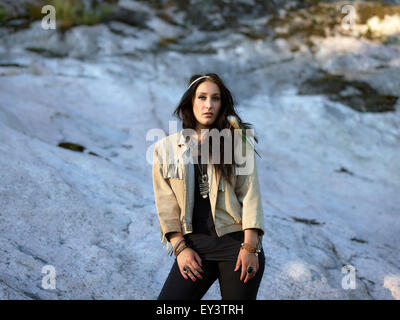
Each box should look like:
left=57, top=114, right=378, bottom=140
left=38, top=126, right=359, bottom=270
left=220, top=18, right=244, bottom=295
left=198, top=92, right=220, bottom=95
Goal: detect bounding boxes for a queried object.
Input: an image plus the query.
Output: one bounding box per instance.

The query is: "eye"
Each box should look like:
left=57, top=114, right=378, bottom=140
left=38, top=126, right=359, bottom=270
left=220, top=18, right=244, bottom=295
left=198, top=95, right=206, bottom=100
left=212, top=97, right=220, bottom=101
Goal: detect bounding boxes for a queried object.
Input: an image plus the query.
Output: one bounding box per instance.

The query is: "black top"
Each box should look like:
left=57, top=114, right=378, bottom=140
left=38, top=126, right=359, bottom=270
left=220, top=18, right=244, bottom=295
left=183, top=156, right=244, bottom=261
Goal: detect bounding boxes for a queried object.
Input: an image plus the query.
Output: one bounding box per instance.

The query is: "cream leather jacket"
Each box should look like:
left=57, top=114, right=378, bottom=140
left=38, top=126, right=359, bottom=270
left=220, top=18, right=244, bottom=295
left=152, top=129, right=265, bottom=252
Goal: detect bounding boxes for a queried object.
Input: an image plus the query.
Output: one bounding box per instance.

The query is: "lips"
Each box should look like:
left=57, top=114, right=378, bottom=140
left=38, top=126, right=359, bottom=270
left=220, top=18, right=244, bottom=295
left=203, top=113, right=213, bottom=116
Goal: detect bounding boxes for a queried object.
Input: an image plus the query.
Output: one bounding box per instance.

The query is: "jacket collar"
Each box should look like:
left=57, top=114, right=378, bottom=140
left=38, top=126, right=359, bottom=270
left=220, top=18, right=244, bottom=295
left=177, top=130, right=190, bottom=161
left=177, top=129, right=220, bottom=184
left=178, top=129, right=187, bottom=147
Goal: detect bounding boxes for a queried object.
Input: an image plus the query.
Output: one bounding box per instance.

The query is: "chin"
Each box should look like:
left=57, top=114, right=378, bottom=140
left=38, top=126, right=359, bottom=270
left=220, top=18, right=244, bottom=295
left=202, top=119, right=215, bottom=126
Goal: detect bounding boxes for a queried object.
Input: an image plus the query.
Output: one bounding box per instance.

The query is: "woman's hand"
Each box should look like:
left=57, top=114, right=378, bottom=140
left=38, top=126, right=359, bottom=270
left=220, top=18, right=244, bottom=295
left=177, top=247, right=204, bottom=282
left=234, top=228, right=260, bottom=283
left=234, top=248, right=259, bottom=284
left=167, top=232, right=204, bottom=281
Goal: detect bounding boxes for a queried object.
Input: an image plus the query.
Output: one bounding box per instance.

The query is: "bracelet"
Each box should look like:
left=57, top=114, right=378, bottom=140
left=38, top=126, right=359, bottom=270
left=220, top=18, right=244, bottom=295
left=168, top=237, right=186, bottom=256
left=175, top=244, right=188, bottom=257
left=241, top=242, right=261, bottom=256
left=174, top=240, right=186, bottom=256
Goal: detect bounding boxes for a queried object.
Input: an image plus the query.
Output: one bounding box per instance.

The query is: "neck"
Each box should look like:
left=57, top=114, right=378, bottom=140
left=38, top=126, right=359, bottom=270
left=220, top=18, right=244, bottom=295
left=195, top=125, right=212, bottom=143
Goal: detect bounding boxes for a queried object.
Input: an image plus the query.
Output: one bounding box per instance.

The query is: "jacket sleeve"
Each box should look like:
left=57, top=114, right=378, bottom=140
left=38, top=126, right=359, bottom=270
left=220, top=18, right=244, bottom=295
left=152, top=141, right=182, bottom=250
left=234, top=140, right=265, bottom=238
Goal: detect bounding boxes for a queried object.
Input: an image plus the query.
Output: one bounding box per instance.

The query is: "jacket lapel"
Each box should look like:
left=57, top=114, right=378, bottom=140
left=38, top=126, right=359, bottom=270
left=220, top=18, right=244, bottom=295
left=177, top=130, right=194, bottom=227
left=208, top=155, right=220, bottom=219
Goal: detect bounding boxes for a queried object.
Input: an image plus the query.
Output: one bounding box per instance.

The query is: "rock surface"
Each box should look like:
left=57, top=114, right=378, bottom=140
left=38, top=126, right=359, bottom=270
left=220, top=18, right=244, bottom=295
left=0, top=0, right=399, bottom=300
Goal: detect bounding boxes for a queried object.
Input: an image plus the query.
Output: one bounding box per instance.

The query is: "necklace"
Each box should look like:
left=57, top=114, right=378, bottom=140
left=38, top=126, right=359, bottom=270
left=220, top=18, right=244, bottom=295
left=196, top=147, right=209, bottom=199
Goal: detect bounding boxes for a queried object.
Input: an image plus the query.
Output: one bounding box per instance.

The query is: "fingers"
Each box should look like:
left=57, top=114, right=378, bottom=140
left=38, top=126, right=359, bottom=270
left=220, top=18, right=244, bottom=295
left=189, top=263, right=204, bottom=281
left=236, top=250, right=259, bottom=283
left=178, top=250, right=204, bottom=282
left=180, top=268, right=189, bottom=280
left=191, top=252, right=204, bottom=280
left=234, top=256, right=241, bottom=272
left=182, top=263, right=203, bottom=282
left=185, top=267, right=197, bottom=282
left=240, top=264, right=247, bottom=282
left=194, top=252, right=203, bottom=268
left=235, top=254, right=248, bottom=281
left=243, top=265, right=258, bottom=283
left=241, top=268, right=256, bottom=283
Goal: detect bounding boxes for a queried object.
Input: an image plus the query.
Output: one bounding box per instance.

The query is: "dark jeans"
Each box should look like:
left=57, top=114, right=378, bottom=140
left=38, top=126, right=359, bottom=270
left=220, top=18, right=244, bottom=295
left=157, top=249, right=265, bottom=300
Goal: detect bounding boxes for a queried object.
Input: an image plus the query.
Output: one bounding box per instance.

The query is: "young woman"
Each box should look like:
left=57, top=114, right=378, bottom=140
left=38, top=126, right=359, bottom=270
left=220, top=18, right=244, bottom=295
left=152, top=73, right=265, bottom=300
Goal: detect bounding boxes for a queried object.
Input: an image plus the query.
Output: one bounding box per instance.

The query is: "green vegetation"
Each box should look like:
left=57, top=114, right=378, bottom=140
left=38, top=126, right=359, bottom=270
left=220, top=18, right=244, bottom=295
left=159, top=36, right=179, bottom=47
left=298, top=73, right=398, bottom=113
left=0, top=5, right=7, bottom=21
left=356, top=2, right=400, bottom=24
left=26, top=0, right=117, bottom=31
left=267, top=1, right=400, bottom=43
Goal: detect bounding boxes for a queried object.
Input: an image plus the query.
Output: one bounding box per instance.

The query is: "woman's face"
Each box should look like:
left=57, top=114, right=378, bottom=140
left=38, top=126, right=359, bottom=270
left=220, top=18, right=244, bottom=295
left=192, top=81, right=221, bottom=130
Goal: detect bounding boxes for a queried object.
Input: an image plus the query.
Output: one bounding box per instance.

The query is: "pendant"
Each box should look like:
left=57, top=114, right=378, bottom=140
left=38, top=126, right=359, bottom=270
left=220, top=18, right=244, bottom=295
left=198, top=173, right=209, bottom=198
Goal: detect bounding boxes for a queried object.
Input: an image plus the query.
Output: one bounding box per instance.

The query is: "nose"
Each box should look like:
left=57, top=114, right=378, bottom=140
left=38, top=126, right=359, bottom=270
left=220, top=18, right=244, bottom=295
left=204, top=97, right=213, bottom=109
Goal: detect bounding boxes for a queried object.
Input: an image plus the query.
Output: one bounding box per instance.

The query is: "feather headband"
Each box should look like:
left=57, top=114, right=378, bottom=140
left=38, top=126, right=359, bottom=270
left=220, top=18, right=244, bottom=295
left=227, top=115, right=261, bottom=159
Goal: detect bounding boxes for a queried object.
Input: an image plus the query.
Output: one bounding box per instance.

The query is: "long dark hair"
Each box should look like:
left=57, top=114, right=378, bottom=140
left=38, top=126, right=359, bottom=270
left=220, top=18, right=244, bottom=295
left=172, top=73, right=259, bottom=187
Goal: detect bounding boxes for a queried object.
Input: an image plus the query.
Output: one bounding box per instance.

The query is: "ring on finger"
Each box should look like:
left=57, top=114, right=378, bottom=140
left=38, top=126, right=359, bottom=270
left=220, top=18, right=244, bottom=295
left=183, top=266, right=191, bottom=274
left=247, top=266, right=254, bottom=274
